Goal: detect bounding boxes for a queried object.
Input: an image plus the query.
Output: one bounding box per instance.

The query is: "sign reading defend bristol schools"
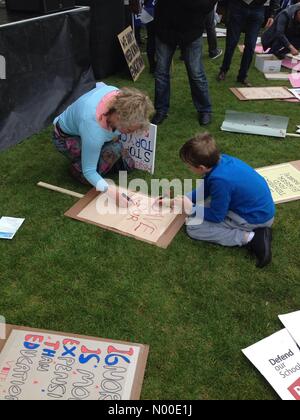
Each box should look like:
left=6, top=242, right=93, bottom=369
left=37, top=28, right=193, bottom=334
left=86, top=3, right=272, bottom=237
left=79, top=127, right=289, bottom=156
left=242, top=329, right=300, bottom=400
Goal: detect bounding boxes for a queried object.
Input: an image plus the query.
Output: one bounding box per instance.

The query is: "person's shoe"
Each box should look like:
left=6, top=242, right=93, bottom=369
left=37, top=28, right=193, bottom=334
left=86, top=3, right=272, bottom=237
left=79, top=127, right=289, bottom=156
left=198, top=112, right=212, bottom=126
left=217, top=70, right=226, bottom=81
left=151, top=112, right=168, bottom=125
left=247, top=227, right=272, bottom=268
left=237, top=78, right=252, bottom=87
left=210, top=48, right=223, bottom=60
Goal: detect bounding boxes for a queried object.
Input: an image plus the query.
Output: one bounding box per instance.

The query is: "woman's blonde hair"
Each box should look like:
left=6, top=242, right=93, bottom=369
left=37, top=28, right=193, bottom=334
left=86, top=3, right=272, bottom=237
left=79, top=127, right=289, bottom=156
left=111, top=87, right=154, bottom=132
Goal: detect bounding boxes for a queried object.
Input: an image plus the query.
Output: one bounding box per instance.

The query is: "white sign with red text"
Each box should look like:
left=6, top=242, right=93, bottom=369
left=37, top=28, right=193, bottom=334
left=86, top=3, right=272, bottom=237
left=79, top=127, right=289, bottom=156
left=243, top=329, right=300, bottom=400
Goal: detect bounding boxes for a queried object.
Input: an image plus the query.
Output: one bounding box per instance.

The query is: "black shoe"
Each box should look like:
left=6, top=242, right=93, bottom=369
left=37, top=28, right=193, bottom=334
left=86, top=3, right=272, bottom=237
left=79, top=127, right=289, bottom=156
left=151, top=112, right=168, bottom=125
left=236, top=78, right=252, bottom=87
left=247, top=227, right=272, bottom=268
left=217, top=70, right=226, bottom=81
left=198, top=112, right=212, bottom=126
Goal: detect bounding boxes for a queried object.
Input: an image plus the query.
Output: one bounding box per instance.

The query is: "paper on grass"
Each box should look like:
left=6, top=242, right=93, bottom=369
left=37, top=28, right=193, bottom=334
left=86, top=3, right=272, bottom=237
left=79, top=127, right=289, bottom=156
left=288, top=88, right=300, bottom=100
left=221, top=110, right=289, bottom=138
left=289, top=73, right=300, bottom=88
left=0, top=217, right=24, bottom=239
left=243, top=329, right=300, bottom=400
left=264, top=72, right=290, bottom=81
left=279, top=311, right=300, bottom=348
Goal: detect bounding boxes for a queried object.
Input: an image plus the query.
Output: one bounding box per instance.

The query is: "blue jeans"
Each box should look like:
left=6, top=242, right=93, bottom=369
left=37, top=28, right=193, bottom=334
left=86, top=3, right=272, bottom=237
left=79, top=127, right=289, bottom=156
left=154, top=37, right=212, bottom=114
left=220, top=2, right=265, bottom=81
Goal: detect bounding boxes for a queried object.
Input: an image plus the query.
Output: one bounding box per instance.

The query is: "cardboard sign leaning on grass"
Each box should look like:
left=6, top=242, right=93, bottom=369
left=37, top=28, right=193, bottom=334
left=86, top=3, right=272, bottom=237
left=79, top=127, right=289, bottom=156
left=256, top=161, right=300, bottom=204
left=118, top=26, right=145, bottom=82
left=0, top=325, right=149, bottom=400
left=230, top=86, right=294, bottom=101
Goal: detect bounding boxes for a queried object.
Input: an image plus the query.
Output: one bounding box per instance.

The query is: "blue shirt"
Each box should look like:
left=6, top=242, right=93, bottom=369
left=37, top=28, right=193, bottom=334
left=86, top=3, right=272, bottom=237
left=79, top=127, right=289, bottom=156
left=187, top=154, right=275, bottom=224
left=54, top=85, right=120, bottom=192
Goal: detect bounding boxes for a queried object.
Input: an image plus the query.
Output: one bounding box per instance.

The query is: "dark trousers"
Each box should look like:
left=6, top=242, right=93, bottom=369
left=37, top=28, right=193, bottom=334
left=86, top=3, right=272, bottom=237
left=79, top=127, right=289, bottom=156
left=220, top=2, right=265, bottom=80
left=146, top=20, right=156, bottom=71
left=205, top=9, right=218, bottom=56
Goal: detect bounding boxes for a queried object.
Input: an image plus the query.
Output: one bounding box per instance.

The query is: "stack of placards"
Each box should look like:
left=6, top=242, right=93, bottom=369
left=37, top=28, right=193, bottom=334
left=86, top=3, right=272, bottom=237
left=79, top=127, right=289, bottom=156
left=0, top=325, right=149, bottom=400
left=221, top=110, right=289, bottom=138
left=243, top=310, right=300, bottom=400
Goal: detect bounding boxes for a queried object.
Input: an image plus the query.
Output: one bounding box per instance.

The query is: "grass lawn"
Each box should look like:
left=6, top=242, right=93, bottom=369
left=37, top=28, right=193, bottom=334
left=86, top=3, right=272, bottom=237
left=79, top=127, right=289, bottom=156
left=0, top=37, right=299, bottom=400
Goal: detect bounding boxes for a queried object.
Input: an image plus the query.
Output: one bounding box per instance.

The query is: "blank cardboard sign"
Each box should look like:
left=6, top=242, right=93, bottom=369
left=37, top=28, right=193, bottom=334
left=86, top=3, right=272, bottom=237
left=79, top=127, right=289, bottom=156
left=65, top=189, right=186, bottom=248
left=256, top=161, right=300, bottom=204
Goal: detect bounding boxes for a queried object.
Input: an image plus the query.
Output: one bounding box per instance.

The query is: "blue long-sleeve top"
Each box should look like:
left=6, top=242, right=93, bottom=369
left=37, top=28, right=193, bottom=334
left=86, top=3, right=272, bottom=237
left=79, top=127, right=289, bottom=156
left=186, top=155, right=275, bottom=224
left=54, top=85, right=120, bottom=192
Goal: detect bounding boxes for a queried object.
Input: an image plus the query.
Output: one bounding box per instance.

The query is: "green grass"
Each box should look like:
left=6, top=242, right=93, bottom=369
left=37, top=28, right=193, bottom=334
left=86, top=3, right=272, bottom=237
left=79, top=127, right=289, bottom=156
left=0, top=38, right=300, bottom=400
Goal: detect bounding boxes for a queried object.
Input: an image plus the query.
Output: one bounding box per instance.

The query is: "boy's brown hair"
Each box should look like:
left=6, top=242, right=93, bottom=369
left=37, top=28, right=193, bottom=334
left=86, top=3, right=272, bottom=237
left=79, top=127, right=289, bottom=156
left=179, top=133, right=220, bottom=168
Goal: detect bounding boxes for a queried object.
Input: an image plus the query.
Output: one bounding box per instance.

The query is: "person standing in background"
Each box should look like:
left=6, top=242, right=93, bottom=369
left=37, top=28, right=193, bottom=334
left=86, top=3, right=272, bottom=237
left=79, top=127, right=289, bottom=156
left=205, top=3, right=223, bottom=59
left=217, top=0, right=280, bottom=86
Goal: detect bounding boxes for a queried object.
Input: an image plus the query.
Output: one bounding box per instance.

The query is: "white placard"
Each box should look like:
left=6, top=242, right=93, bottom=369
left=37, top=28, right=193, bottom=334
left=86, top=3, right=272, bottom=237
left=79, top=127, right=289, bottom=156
left=279, top=311, right=300, bottom=348
left=0, top=217, right=25, bottom=240
left=120, top=124, right=157, bottom=174
left=242, top=329, right=300, bottom=400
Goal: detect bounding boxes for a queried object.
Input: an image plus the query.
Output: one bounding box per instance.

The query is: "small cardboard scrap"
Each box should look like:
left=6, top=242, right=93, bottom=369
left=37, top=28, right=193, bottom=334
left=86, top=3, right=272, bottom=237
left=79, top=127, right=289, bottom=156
left=0, top=217, right=25, bottom=240
left=65, top=188, right=186, bottom=248
left=230, top=86, right=294, bottom=101
left=118, top=26, right=145, bottom=81
left=256, top=161, right=300, bottom=204
left=221, top=110, right=289, bottom=138
left=242, top=328, right=300, bottom=400
left=0, top=325, right=149, bottom=400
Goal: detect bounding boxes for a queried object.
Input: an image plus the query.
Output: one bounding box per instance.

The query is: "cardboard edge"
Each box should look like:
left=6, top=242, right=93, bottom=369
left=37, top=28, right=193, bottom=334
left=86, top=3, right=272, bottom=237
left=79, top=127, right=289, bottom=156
left=230, top=87, right=247, bottom=101
left=0, top=324, right=149, bottom=400
left=65, top=189, right=186, bottom=249
left=230, top=87, right=295, bottom=101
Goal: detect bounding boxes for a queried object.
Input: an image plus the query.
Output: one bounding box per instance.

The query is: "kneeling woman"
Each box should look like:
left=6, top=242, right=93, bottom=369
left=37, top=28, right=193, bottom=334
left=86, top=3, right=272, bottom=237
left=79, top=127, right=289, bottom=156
left=53, top=84, right=154, bottom=196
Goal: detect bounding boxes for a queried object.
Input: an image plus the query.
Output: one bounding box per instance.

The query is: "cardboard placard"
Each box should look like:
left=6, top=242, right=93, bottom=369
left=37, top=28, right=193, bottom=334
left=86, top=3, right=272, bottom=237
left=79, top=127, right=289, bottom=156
left=230, top=86, right=294, bottom=101
left=118, top=26, right=145, bottom=82
left=119, top=124, right=157, bottom=175
left=256, top=161, right=300, bottom=204
left=221, top=110, right=289, bottom=138
left=65, top=189, right=186, bottom=249
left=279, top=311, right=300, bottom=348
left=264, top=72, right=290, bottom=81
left=0, top=325, right=149, bottom=400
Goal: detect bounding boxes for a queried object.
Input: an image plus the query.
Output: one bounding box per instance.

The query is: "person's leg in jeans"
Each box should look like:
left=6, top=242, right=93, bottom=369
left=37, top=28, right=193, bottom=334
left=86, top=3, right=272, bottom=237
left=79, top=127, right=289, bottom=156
left=153, top=37, right=176, bottom=119
left=183, top=37, right=212, bottom=119
left=219, top=3, right=245, bottom=77
left=146, top=20, right=156, bottom=73
left=238, top=7, right=265, bottom=82
left=205, top=9, right=219, bottom=57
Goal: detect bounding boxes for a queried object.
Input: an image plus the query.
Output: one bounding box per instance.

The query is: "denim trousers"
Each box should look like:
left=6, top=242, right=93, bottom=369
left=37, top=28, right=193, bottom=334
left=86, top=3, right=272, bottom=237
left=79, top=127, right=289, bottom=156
left=154, top=36, right=212, bottom=114
left=220, top=2, right=265, bottom=80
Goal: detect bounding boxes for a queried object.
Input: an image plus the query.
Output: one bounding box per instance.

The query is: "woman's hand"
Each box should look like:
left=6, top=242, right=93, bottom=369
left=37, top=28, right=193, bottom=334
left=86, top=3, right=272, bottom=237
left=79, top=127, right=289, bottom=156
left=106, top=186, right=134, bottom=208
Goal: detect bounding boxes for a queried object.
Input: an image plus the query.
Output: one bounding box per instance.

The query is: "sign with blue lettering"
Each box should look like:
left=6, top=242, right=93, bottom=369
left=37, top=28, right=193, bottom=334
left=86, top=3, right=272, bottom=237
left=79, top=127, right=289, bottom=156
left=0, top=327, right=149, bottom=400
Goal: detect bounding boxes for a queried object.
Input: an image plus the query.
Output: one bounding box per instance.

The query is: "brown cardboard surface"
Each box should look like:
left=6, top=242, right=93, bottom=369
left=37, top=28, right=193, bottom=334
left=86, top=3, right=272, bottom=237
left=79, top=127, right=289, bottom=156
left=0, top=324, right=149, bottom=400
left=65, top=189, right=186, bottom=249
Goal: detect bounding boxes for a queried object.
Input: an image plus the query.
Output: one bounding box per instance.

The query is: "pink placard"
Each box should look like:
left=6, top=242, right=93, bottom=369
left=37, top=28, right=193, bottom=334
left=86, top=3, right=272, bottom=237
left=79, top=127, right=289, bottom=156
left=282, top=58, right=300, bottom=71
left=289, top=73, right=300, bottom=88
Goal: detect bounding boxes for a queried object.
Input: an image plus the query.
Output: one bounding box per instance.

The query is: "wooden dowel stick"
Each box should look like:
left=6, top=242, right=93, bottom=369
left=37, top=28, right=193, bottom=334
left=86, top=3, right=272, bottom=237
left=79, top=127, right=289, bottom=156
left=286, top=133, right=300, bottom=138
left=37, top=182, right=84, bottom=199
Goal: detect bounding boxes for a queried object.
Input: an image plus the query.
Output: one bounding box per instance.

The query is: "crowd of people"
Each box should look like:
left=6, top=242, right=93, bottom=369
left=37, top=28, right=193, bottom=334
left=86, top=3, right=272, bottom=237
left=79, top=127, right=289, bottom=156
left=51, top=0, right=300, bottom=269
